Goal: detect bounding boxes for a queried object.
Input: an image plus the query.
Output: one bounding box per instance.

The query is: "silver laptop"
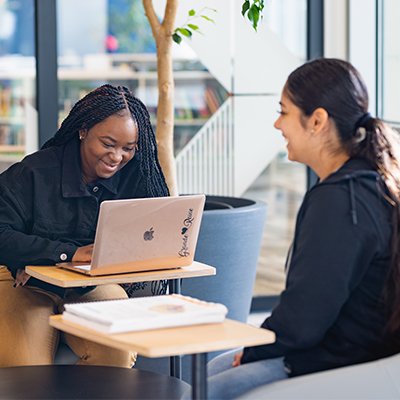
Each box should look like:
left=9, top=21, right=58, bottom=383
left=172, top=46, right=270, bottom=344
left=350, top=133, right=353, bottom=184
left=58, top=194, right=205, bottom=276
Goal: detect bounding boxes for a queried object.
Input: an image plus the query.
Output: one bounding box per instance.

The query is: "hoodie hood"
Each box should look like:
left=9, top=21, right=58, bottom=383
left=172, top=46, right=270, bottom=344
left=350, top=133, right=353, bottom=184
left=310, top=158, right=391, bottom=226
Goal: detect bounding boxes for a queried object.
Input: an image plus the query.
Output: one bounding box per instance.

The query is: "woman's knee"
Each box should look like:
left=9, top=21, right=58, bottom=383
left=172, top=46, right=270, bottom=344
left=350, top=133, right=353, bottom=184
left=207, top=357, right=288, bottom=400
left=63, top=333, right=136, bottom=368
left=61, top=284, right=127, bottom=311
left=0, top=279, right=60, bottom=367
left=60, top=285, right=133, bottom=367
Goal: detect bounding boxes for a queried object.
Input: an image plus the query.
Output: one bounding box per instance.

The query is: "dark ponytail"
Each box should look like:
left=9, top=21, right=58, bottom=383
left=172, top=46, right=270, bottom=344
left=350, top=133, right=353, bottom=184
left=286, top=58, right=400, bottom=336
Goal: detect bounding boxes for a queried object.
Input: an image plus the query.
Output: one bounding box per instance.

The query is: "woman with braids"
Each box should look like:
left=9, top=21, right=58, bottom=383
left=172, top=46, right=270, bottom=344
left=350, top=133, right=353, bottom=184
left=0, top=84, right=169, bottom=367
left=198, top=59, right=400, bottom=400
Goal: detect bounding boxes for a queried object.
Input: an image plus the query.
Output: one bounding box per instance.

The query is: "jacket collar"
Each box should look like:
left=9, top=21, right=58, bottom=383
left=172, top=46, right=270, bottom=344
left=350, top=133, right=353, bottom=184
left=61, top=136, right=120, bottom=198
left=323, top=158, right=378, bottom=184
left=314, top=158, right=383, bottom=226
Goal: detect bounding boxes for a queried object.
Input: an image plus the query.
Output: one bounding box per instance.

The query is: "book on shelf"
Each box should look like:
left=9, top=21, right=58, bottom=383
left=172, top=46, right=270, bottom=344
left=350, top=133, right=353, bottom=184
left=175, top=87, right=193, bottom=120
left=191, top=91, right=210, bottom=118
left=204, top=87, right=220, bottom=114
left=62, top=294, right=228, bottom=334
left=0, top=124, right=24, bottom=146
left=213, top=86, right=227, bottom=105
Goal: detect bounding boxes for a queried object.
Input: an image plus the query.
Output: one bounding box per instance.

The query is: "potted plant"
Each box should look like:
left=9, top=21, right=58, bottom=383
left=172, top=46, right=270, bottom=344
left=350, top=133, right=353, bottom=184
left=133, top=2, right=268, bottom=381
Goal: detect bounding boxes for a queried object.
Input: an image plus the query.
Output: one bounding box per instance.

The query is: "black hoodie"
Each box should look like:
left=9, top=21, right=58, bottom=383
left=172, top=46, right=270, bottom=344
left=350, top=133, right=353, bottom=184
left=242, top=158, right=399, bottom=376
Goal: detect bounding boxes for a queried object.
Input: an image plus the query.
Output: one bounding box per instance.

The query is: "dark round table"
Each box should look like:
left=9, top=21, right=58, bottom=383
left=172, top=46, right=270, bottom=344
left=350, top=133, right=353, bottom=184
left=0, top=365, right=191, bottom=399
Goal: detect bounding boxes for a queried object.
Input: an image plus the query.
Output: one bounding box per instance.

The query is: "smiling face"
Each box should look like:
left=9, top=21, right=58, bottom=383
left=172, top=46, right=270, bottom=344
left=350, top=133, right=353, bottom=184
left=79, top=112, right=138, bottom=183
left=274, top=88, right=314, bottom=165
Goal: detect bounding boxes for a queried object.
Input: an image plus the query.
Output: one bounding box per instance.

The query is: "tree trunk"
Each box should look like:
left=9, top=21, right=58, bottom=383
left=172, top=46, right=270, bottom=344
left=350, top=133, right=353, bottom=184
left=143, top=0, right=179, bottom=196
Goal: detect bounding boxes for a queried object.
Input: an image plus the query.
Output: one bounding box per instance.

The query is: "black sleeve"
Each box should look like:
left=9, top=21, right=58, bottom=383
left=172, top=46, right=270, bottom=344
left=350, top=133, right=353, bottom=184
left=0, top=179, right=78, bottom=277
left=242, top=185, right=380, bottom=364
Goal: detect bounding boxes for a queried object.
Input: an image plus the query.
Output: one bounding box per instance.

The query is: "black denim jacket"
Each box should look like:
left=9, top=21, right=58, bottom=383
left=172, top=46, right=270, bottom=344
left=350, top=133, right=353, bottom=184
left=0, top=136, right=146, bottom=283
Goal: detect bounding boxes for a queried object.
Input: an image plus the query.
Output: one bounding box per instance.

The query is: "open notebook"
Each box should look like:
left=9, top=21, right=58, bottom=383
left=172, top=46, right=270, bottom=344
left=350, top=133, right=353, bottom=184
left=57, top=194, right=205, bottom=276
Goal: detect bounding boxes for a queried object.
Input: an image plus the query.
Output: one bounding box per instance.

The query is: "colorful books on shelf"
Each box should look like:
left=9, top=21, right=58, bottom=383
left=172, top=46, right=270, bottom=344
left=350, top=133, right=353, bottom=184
left=175, top=87, right=193, bottom=119
left=0, top=124, right=24, bottom=146
left=191, top=90, right=210, bottom=118
left=204, top=87, right=222, bottom=114
left=62, top=294, right=228, bottom=334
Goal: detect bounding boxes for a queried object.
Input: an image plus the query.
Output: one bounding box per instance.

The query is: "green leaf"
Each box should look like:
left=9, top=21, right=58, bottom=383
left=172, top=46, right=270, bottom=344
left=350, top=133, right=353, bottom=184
left=189, top=9, right=195, bottom=16
left=177, top=28, right=191, bottom=38
left=247, top=5, right=260, bottom=31
left=172, top=33, right=182, bottom=44
left=187, top=24, right=199, bottom=31
left=200, top=15, right=215, bottom=23
left=241, top=0, right=250, bottom=16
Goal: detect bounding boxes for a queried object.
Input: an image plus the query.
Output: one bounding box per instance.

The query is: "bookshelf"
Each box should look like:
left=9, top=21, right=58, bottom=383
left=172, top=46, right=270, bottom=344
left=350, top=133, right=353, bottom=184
left=58, top=54, right=228, bottom=155
left=0, top=53, right=228, bottom=159
left=0, top=61, right=35, bottom=161
left=0, top=79, right=30, bottom=155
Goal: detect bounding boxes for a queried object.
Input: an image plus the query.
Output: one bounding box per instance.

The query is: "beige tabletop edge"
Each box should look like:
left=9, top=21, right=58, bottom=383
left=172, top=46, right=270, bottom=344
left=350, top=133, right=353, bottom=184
left=49, top=316, right=276, bottom=358
left=25, top=261, right=216, bottom=288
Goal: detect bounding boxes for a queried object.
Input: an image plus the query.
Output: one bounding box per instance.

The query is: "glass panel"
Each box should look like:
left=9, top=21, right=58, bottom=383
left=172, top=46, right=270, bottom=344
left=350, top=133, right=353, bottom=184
left=0, top=0, right=35, bottom=172
left=57, top=0, right=227, bottom=155
left=244, top=154, right=306, bottom=297
left=264, top=0, right=307, bottom=60
left=382, top=0, right=400, bottom=124
left=244, top=0, right=307, bottom=297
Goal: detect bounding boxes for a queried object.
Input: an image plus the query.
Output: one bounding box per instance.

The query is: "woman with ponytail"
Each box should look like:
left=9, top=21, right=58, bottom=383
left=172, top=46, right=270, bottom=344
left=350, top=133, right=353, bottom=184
left=201, top=59, right=400, bottom=400
left=0, top=84, right=169, bottom=367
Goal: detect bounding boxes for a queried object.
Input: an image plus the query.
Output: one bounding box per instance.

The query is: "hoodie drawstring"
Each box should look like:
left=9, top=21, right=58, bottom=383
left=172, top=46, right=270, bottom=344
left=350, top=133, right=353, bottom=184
left=347, top=175, right=358, bottom=225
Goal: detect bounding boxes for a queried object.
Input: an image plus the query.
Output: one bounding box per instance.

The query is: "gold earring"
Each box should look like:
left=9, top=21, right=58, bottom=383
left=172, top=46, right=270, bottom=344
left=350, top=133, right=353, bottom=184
left=79, top=135, right=84, bottom=140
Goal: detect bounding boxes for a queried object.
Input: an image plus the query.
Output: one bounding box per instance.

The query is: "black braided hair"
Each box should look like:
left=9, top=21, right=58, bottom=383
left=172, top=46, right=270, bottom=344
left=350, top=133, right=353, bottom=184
left=42, top=84, right=169, bottom=198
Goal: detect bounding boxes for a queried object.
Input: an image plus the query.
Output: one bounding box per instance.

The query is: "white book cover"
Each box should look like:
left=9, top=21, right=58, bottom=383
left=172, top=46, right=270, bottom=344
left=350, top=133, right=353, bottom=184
left=62, top=294, right=228, bottom=334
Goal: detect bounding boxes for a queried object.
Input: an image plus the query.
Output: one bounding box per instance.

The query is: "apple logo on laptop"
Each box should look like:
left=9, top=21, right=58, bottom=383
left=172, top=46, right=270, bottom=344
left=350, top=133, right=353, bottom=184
left=143, top=227, right=154, bottom=241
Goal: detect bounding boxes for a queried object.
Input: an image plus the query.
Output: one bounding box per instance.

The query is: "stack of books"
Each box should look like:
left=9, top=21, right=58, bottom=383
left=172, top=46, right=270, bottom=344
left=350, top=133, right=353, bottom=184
left=62, top=294, right=228, bottom=334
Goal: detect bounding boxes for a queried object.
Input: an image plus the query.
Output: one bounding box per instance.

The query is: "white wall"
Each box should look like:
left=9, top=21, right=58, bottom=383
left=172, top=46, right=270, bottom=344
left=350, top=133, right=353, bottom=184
left=324, top=0, right=348, bottom=60
left=348, top=0, right=377, bottom=115
left=382, top=0, right=400, bottom=123
left=233, top=95, right=284, bottom=196
left=153, top=0, right=233, bottom=92
left=233, top=5, right=300, bottom=95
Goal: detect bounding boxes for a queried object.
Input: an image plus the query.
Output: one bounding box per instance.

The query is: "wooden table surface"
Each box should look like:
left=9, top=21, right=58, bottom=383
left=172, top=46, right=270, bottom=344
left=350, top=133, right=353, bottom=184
left=50, top=316, right=275, bottom=358
left=26, top=261, right=216, bottom=288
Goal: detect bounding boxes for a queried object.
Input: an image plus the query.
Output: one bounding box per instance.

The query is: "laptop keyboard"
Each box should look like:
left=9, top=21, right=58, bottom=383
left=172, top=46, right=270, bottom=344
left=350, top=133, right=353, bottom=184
left=74, top=265, right=91, bottom=271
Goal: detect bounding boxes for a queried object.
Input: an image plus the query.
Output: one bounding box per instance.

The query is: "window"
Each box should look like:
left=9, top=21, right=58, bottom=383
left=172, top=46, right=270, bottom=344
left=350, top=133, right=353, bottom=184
left=381, top=0, right=400, bottom=126
left=244, top=0, right=307, bottom=298
left=0, top=0, right=35, bottom=169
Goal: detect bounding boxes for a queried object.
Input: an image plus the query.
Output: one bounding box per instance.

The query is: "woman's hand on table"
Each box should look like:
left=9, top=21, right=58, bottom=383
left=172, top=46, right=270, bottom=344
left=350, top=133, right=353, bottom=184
left=14, top=269, right=31, bottom=287
left=232, top=351, right=243, bottom=367
left=72, top=244, right=94, bottom=262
